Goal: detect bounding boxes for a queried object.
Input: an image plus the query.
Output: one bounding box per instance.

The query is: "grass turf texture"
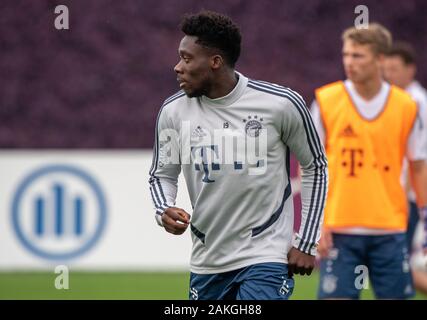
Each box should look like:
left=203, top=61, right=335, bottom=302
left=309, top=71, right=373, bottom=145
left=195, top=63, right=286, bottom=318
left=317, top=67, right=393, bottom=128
left=0, top=271, right=425, bottom=300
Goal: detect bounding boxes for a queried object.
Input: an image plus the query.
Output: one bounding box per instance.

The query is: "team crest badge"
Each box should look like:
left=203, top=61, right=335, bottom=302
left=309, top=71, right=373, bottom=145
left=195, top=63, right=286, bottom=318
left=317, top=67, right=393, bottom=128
left=243, top=115, right=263, bottom=137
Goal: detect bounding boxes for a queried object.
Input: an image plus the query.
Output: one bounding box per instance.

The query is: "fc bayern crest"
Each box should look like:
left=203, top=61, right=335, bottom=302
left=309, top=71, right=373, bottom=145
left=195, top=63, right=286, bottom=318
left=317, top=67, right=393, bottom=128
left=243, top=115, right=263, bottom=137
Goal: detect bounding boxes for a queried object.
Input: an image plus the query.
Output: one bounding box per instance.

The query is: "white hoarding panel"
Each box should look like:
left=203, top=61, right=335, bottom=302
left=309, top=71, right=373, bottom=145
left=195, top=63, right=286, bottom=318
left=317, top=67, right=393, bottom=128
left=0, top=150, right=192, bottom=271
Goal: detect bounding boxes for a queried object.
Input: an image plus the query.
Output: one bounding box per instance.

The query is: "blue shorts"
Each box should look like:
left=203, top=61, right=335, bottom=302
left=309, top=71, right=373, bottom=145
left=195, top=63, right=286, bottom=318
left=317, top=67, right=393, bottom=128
left=189, top=262, right=294, bottom=300
left=318, top=233, right=415, bottom=299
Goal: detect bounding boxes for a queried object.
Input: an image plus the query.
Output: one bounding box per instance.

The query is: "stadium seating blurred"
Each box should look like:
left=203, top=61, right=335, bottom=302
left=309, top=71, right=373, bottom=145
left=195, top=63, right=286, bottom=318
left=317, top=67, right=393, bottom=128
left=1, top=0, right=426, bottom=148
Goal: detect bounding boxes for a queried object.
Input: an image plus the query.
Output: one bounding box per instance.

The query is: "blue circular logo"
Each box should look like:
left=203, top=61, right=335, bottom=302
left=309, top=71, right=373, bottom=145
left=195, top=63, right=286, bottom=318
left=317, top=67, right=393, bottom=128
left=11, top=165, right=107, bottom=260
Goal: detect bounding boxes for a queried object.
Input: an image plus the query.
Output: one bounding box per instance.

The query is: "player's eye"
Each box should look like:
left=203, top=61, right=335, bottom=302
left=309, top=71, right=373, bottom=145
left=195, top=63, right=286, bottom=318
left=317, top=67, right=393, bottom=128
left=178, top=54, right=190, bottom=64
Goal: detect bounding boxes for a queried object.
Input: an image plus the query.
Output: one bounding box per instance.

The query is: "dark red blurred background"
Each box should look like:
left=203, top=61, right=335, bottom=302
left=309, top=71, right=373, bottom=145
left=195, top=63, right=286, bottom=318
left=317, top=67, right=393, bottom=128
left=1, top=0, right=426, bottom=148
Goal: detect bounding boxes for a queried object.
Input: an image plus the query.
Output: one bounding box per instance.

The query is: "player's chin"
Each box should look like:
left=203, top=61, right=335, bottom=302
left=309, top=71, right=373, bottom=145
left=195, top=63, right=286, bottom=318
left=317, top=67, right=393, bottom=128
left=347, top=74, right=361, bottom=83
left=184, top=86, right=204, bottom=98
left=185, top=90, right=199, bottom=98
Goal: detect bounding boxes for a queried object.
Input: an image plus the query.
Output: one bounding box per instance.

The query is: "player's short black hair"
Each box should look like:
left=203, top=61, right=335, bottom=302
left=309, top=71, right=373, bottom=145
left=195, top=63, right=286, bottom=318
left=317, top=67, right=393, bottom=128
left=387, top=41, right=416, bottom=65
left=180, top=10, right=241, bottom=68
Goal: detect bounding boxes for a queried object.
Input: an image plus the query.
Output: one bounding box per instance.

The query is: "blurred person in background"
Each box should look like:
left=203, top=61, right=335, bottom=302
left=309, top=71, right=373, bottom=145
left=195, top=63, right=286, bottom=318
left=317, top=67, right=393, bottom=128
left=383, top=42, right=427, bottom=294
left=148, top=10, right=327, bottom=300
left=311, top=23, right=427, bottom=299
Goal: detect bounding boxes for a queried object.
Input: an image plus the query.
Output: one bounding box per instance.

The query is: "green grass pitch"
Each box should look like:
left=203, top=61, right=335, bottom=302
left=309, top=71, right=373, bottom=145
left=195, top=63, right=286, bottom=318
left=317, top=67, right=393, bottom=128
left=0, top=271, right=425, bottom=300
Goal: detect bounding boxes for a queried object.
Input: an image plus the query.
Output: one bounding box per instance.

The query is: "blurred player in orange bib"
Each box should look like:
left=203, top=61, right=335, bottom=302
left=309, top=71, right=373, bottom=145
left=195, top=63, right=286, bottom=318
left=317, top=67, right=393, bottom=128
left=384, top=41, right=427, bottom=294
left=311, top=23, right=427, bottom=299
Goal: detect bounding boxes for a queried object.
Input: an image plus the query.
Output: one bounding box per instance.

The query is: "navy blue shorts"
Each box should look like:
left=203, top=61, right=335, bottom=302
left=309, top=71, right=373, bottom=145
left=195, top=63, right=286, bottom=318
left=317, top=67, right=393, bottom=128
left=189, top=262, right=294, bottom=300
left=318, top=233, right=415, bottom=299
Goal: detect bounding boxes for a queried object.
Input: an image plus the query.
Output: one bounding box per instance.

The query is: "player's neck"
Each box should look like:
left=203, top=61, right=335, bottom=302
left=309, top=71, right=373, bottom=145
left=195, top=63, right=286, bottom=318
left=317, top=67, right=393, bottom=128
left=352, top=76, right=383, bottom=101
left=401, top=79, right=414, bottom=90
left=206, top=70, right=238, bottom=100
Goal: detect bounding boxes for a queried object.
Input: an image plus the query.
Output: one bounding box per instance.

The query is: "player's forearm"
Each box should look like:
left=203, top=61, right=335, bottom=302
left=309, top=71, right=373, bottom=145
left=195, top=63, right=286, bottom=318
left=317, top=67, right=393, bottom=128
left=149, top=175, right=178, bottom=214
left=409, top=160, right=427, bottom=250
left=409, top=160, right=427, bottom=208
left=293, top=161, right=328, bottom=255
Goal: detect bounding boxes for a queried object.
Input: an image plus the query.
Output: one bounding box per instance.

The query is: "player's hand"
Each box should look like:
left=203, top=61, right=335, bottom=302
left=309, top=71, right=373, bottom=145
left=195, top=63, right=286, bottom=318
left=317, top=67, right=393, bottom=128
left=287, top=247, right=315, bottom=277
left=318, top=228, right=333, bottom=258
left=161, top=207, right=191, bottom=235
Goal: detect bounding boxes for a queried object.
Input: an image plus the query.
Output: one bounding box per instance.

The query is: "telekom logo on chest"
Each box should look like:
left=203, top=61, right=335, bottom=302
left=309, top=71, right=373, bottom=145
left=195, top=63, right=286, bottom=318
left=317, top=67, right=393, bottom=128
left=158, top=120, right=268, bottom=180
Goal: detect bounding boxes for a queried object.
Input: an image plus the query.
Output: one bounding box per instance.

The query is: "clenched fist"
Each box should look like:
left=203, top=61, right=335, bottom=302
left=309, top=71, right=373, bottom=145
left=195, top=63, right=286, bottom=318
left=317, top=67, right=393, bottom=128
left=161, top=207, right=191, bottom=235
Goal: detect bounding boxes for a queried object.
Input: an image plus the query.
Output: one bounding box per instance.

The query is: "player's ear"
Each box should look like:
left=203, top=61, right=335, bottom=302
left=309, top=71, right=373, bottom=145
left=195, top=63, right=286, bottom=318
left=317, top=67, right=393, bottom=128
left=211, top=55, right=224, bottom=70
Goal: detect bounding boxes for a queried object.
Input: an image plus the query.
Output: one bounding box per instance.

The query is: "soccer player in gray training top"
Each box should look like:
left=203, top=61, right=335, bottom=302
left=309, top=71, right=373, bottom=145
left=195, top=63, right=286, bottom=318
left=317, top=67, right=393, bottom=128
left=149, top=10, right=328, bottom=300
